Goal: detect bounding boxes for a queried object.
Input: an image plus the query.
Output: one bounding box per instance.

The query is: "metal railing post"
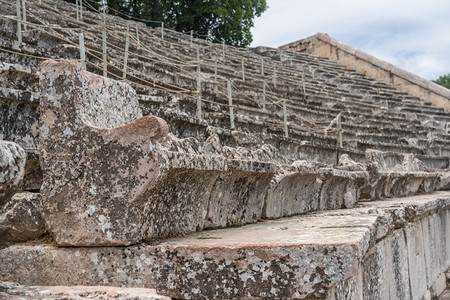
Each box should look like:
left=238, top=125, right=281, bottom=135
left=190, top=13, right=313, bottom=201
left=337, top=114, right=343, bottom=147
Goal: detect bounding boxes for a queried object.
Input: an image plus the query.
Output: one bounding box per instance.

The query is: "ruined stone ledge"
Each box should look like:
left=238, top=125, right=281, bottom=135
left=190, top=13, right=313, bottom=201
left=1, top=192, right=448, bottom=299
left=0, top=87, right=40, bottom=104
left=0, top=281, right=171, bottom=299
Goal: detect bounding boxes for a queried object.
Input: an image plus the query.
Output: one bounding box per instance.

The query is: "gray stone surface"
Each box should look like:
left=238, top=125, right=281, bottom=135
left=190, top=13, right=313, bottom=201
left=0, top=140, right=26, bottom=207
left=0, top=192, right=449, bottom=300
left=39, top=60, right=169, bottom=246
left=362, top=149, right=440, bottom=199
left=0, top=281, right=170, bottom=299
left=38, top=60, right=279, bottom=246
left=263, top=159, right=368, bottom=219
left=0, top=192, right=45, bottom=247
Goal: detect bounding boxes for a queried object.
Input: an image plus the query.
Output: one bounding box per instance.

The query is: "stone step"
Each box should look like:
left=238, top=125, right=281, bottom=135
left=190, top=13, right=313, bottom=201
left=1, top=192, right=449, bottom=299
left=0, top=281, right=171, bottom=299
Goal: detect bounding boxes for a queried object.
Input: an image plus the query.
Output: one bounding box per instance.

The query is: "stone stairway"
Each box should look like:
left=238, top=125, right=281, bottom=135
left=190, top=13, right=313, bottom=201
left=0, top=0, right=450, bottom=298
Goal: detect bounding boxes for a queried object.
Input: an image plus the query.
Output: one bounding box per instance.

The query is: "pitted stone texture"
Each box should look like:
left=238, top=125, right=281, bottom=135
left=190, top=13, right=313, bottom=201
left=1, top=193, right=448, bottom=300
left=0, top=192, right=44, bottom=247
left=0, top=281, right=171, bottom=299
left=0, top=140, right=26, bottom=207
left=362, top=149, right=440, bottom=200
left=144, top=148, right=275, bottom=239
left=263, top=160, right=368, bottom=219
left=337, top=154, right=365, bottom=172
left=39, top=60, right=168, bottom=246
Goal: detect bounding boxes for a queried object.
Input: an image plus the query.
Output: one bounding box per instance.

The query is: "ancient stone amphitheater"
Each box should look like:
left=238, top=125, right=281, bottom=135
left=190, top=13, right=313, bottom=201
left=0, top=0, right=450, bottom=299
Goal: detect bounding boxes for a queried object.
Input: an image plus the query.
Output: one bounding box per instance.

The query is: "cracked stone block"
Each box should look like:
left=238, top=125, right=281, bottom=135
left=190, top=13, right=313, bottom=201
left=0, top=192, right=45, bottom=247
left=39, top=60, right=169, bottom=246
left=0, top=140, right=26, bottom=207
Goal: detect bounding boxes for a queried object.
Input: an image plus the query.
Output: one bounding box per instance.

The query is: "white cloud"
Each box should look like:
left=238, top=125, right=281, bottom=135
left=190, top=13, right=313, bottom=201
left=251, top=0, right=450, bottom=80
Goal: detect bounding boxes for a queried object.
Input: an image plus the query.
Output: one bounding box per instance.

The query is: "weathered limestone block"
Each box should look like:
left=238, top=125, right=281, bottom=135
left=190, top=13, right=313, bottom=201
left=39, top=60, right=277, bottom=245
left=319, top=168, right=368, bottom=210
left=0, top=140, right=26, bottom=207
left=362, top=149, right=440, bottom=200
left=263, top=158, right=368, bottom=219
left=263, top=160, right=322, bottom=218
left=0, top=192, right=449, bottom=299
left=39, top=60, right=168, bottom=246
left=0, top=192, right=45, bottom=247
left=143, top=149, right=275, bottom=238
left=0, top=281, right=171, bottom=299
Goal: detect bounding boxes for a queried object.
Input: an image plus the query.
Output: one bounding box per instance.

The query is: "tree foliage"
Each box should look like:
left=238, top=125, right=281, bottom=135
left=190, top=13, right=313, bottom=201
left=432, top=74, right=450, bottom=89
left=81, top=0, right=267, bottom=47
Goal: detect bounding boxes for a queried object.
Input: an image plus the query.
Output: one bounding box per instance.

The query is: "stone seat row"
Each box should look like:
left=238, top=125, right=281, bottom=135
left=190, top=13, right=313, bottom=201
left=0, top=9, right=446, bottom=141
left=262, top=47, right=449, bottom=117
left=1, top=0, right=449, bottom=175
left=1, top=60, right=444, bottom=248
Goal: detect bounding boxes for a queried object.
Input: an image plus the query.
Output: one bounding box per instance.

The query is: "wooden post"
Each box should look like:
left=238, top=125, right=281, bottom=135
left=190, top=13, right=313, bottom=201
left=283, top=100, right=288, bottom=137
left=273, top=67, right=277, bottom=88
left=190, top=30, right=193, bottom=48
left=302, top=73, right=306, bottom=99
left=196, top=65, right=202, bottom=119
left=197, top=47, right=200, bottom=63
left=241, top=58, right=245, bottom=82
left=261, top=58, right=264, bottom=75
left=122, top=23, right=130, bottom=79
left=79, top=0, right=83, bottom=21
left=222, top=41, right=225, bottom=57
left=16, top=0, right=21, bottom=43
left=75, top=0, right=79, bottom=21
left=214, top=58, right=217, bottom=83
left=102, top=29, right=107, bottom=77
left=337, top=114, right=343, bottom=148
left=161, top=22, right=164, bottom=39
left=227, top=81, right=235, bottom=129
left=262, top=82, right=266, bottom=110
left=79, top=33, right=86, bottom=70
left=136, top=24, right=140, bottom=49
left=22, top=0, right=26, bottom=32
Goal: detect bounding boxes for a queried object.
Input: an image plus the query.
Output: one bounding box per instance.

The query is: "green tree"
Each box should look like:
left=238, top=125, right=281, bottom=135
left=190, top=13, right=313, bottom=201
left=162, top=0, right=267, bottom=47
left=82, top=0, right=267, bottom=47
left=432, top=74, right=450, bottom=89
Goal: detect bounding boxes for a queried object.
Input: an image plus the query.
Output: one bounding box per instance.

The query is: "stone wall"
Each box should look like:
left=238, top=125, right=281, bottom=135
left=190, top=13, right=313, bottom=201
left=1, top=192, right=448, bottom=299
left=280, top=33, right=450, bottom=111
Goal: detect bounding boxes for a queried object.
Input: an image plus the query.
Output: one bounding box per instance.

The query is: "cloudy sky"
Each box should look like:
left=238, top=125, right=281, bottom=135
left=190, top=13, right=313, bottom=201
left=250, top=0, right=450, bottom=80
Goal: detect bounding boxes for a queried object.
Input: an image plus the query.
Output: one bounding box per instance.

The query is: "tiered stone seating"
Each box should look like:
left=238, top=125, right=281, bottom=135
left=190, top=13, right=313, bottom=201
left=0, top=0, right=450, bottom=298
